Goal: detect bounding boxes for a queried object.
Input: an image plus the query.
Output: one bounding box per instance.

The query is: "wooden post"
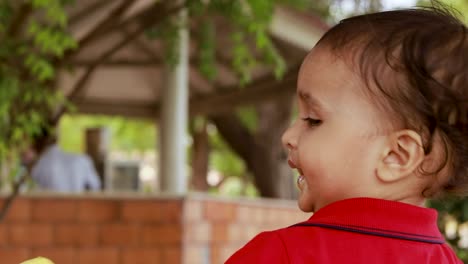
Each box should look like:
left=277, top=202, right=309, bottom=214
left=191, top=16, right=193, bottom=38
left=85, top=127, right=110, bottom=190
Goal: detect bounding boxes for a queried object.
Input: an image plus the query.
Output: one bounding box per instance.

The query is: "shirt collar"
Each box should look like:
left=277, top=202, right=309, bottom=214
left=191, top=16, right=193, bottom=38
left=303, top=197, right=444, bottom=243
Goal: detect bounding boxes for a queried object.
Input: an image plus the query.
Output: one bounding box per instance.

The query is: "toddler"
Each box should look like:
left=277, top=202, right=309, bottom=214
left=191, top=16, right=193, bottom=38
left=226, top=6, right=466, bottom=264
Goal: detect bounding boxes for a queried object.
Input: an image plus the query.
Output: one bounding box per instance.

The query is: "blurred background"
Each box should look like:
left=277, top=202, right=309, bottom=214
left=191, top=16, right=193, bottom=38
left=0, top=0, right=467, bottom=263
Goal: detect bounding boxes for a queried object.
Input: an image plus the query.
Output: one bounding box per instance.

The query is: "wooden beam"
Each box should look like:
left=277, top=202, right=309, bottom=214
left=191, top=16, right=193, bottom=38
left=70, top=98, right=157, bottom=119
left=71, top=1, right=178, bottom=55
left=68, top=2, right=186, bottom=97
left=68, top=57, right=204, bottom=67
left=69, top=59, right=163, bottom=67
left=72, top=63, right=300, bottom=119
left=69, top=1, right=115, bottom=26
left=189, top=63, right=298, bottom=116
left=75, top=0, right=136, bottom=53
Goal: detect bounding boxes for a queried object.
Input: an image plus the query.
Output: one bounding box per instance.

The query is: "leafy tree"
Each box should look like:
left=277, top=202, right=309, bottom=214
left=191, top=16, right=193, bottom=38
left=0, top=0, right=76, bottom=221
left=0, top=0, right=76, bottom=193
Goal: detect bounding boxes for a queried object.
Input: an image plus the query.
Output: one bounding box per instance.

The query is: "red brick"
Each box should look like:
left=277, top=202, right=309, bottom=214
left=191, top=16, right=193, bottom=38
left=0, top=223, right=7, bottom=246
left=0, top=248, right=30, bottom=263
left=55, top=223, right=99, bottom=246
left=162, top=246, right=181, bottom=264
left=0, top=198, right=31, bottom=222
left=31, top=247, right=75, bottom=264
left=141, top=224, right=182, bottom=246
left=9, top=223, right=53, bottom=246
left=203, top=201, right=236, bottom=222
left=212, top=223, right=228, bottom=242
left=78, top=200, right=119, bottom=223
left=163, top=200, right=182, bottom=222
left=211, top=245, right=222, bottom=264
left=32, top=199, right=77, bottom=222
left=77, top=247, right=118, bottom=264
left=121, top=248, right=162, bottom=264
left=100, top=223, right=139, bottom=246
left=122, top=200, right=181, bottom=223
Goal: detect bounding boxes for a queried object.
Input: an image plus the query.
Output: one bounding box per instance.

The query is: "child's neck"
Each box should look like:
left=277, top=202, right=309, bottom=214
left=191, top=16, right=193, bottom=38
left=391, top=195, right=426, bottom=207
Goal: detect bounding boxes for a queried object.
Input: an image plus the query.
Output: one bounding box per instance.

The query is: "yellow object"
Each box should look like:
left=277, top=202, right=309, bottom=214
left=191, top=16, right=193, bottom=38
left=20, top=257, right=54, bottom=264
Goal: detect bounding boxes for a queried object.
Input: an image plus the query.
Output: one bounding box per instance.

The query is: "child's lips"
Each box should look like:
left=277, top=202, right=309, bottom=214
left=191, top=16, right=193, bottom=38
left=288, top=160, right=306, bottom=190
left=288, top=159, right=304, bottom=176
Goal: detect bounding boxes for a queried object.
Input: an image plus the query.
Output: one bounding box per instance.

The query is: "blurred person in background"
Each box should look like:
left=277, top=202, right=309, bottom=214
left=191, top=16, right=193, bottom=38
left=23, top=126, right=101, bottom=193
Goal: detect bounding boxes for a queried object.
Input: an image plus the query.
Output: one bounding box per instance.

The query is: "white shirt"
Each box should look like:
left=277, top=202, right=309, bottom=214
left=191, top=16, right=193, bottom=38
left=31, top=144, right=101, bottom=192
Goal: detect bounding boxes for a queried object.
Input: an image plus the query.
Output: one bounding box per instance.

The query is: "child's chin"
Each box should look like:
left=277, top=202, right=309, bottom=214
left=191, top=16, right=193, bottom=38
left=297, top=196, right=315, bottom=213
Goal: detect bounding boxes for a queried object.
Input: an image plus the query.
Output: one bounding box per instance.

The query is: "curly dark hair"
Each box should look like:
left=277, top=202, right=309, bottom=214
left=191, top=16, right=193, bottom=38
left=315, top=5, right=468, bottom=197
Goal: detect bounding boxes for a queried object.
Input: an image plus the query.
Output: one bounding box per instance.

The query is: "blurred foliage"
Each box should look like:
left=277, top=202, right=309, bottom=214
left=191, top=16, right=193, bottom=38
left=428, top=197, right=468, bottom=261
left=216, top=177, right=259, bottom=197
left=421, top=0, right=468, bottom=23
left=0, top=0, right=75, bottom=187
left=236, top=106, right=259, bottom=133
left=147, top=0, right=312, bottom=85
left=208, top=124, right=246, bottom=177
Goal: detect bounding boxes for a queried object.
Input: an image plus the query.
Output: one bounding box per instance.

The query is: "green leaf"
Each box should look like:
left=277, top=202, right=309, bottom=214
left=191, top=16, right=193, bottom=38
left=197, top=19, right=217, bottom=80
left=236, top=106, right=258, bottom=132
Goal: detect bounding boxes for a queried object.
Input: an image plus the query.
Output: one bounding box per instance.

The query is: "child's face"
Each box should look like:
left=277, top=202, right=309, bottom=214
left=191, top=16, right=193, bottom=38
left=282, top=47, right=391, bottom=212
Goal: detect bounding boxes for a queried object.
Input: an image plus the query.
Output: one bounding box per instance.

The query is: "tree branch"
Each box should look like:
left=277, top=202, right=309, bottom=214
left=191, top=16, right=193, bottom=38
left=210, top=113, right=256, bottom=167
left=7, top=2, right=32, bottom=38
left=0, top=171, right=30, bottom=223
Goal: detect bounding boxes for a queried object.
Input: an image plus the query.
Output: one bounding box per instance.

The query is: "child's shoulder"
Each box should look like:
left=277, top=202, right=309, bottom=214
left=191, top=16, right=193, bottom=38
left=225, top=228, right=293, bottom=263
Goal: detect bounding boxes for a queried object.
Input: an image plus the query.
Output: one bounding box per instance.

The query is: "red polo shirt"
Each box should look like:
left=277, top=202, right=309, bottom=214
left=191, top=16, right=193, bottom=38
left=226, top=198, right=462, bottom=263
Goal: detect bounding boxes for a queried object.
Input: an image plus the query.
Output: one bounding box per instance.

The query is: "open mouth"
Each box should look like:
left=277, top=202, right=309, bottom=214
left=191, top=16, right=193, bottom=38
left=288, top=159, right=304, bottom=175
left=297, top=175, right=305, bottom=187
left=288, top=159, right=305, bottom=189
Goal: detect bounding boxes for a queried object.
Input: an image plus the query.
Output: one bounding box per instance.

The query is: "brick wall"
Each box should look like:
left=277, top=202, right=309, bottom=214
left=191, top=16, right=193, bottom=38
left=183, top=195, right=309, bottom=263
left=0, top=194, right=309, bottom=264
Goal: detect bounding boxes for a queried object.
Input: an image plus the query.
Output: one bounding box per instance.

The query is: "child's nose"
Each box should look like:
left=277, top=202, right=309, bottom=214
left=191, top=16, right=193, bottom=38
left=281, top=122, right=298, bottom=150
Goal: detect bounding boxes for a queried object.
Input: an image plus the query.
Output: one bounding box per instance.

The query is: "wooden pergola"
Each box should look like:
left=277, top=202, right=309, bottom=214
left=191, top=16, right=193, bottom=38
left=57, top=0, right=329, bottom=194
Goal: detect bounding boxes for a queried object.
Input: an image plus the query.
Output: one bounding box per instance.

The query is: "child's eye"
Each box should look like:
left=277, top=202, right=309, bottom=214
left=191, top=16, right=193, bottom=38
left=301, top=117, right=322, bottom=127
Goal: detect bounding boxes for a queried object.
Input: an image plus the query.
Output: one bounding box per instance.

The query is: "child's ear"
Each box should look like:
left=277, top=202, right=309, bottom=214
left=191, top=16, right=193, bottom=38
left=376, top=130, right=425, bottom=183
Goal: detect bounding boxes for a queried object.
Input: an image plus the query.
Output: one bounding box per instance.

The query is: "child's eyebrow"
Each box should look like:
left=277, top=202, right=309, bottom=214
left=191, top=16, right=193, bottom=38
left=297, top=90, right=323, bottom=109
